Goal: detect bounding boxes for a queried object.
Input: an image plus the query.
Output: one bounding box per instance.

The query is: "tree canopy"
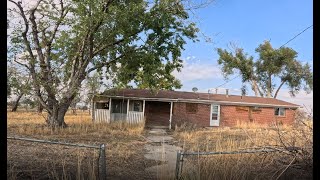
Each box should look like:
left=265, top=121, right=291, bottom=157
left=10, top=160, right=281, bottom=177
left=217, top=41, right=313, bottom=98
left=8, top=0, right=199, bottom=126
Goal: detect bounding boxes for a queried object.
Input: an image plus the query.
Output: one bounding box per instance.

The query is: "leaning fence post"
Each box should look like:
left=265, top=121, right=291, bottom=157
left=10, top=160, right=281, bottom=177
left=175, top=150, right=181, bottom=180
left=98, top=144, right=106, bottom=180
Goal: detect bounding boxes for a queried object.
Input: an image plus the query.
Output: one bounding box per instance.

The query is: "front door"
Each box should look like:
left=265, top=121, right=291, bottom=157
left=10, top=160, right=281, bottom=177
left=210, top=104, right=220, bottom=126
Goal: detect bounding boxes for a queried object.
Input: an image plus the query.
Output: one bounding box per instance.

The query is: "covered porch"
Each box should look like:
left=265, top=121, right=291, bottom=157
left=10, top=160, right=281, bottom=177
left=92, top=96, right=174, bottom=128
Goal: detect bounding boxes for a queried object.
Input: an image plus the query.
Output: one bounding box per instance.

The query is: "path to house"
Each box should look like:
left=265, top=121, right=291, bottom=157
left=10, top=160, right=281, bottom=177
left=144, top=128, right=181, bottom=179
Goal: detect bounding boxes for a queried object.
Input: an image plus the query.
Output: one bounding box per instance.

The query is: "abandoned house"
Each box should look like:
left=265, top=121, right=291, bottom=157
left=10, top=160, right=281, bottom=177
left=91, top=89, right=300, bottom=128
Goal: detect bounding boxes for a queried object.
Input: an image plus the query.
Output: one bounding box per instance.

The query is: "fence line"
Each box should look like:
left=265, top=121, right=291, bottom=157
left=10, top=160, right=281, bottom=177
left=7, top=136, right=106, bottom=180
left=175, top=147, right=301, bottom=180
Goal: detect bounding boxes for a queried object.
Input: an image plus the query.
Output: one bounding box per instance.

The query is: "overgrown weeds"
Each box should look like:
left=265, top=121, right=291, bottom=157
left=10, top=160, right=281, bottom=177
left=174, top=118, right=313, bottom=179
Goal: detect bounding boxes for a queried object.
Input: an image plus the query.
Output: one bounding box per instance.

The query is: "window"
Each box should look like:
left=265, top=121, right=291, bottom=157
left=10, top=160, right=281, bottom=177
left=129, top=100, right=143, bottom=112
left=95, top=102, right=109, bottom=109
left=133, top=101, right=142, bottom=112
left=186, top=103, right=198, bottom=113
left=211, top=105, right=219, bottom=120
left=274, top=108, right=285, bottom=116
left=236, top=106, right=249, bottom=111
left=251, top=106, right=261, bottom=112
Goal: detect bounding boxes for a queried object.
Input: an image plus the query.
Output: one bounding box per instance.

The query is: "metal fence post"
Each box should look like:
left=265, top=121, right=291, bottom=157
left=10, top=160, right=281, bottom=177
left=98, top=144, right=106, bottom=180
left=175, top=150, right=181, bottom=180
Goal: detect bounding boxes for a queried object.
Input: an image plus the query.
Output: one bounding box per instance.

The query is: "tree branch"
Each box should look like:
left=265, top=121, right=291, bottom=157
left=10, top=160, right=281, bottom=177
left=274, top=80, right=286, bottom=99
left=86, top=53, right=126, bottom=74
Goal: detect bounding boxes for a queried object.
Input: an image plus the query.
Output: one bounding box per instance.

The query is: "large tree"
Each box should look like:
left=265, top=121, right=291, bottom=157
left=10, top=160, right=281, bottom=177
left=8, top=0, right=198, bottom=127
left=217, top=41, right=313, bottom=98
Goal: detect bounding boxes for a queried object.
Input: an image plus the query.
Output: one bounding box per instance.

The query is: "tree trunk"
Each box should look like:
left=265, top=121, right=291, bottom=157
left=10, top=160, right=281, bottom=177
left=267, top=74, right=272, bottom=98
left=251, top=80, right=264, bottom=97
left=11, top=93, right=24, bottom=112
left=274, top=81, right=286, bottom=99
left=252, top=82, right=259, bottom=97
left=37, top=101, right=44, bottom=113
left=46, top=105, right=69, bottom=128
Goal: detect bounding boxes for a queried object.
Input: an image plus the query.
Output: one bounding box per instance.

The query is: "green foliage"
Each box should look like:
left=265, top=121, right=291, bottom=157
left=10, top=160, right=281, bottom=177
left=217, top=41, right=313, bottom=98
left=8, top=0, right=198, bottom=125
left=7, top=65, right=32, bottom=98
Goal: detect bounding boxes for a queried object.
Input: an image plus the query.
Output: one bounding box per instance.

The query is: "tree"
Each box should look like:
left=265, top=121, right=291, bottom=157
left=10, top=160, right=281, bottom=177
left=7, top=65, right=32, bottom=112
left=70, top=93, right=81, bottom=115
left=217, top=41, right=313, bottom=98
left=86, top=72, right=103, bottom=99
left=8, top=0, right=198, bottom=127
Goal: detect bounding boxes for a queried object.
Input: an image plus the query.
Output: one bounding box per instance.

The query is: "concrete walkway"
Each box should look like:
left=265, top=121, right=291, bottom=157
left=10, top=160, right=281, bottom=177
left=144, top=128, right=181, bottom=179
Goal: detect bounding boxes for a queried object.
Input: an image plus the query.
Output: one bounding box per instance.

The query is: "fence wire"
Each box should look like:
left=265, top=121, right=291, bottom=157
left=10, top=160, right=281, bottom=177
left=7, top=137, right=106, bottom=180
left=175, top=147, right=302, bottom=180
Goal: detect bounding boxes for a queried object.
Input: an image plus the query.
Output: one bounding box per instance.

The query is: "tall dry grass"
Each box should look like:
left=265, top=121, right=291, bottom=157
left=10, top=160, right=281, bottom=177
left=7, top=110, right=145, bottom=139
left=7, top=110, right=152, bottom=180
left=174, top=119, right=313, bottom=180
left=7, top=139, right=98, bottom=180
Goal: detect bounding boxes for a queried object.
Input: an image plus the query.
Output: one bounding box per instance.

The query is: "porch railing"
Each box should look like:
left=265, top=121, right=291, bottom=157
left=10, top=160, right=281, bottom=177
left=127, top=111, right=144, bottom=124
left=95, top=109, right=110, bottom=123
left=94, top=110, right=144, bottom=124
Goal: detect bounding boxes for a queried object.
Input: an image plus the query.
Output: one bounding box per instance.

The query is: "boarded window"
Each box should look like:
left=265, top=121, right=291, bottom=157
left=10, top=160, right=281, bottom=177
left=186, top=103, right=198, bottom=113
left=236, top=106, right=249, bottom=111
left=251, top=106, right=262, bottom=112
left=275, top=108, right=285, bottom=116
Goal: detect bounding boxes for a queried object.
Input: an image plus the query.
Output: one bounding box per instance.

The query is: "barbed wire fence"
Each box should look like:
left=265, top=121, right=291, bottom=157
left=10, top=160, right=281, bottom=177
left=7, top=136, right=106, bottom=180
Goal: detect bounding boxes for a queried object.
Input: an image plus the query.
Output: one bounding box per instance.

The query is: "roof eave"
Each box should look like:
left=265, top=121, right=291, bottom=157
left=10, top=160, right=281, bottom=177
left=93, top=94, right=300, bottom=109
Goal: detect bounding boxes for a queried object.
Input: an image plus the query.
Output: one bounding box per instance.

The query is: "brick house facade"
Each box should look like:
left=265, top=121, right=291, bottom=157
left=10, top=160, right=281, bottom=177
left=92, top=89, right=300, bottom=128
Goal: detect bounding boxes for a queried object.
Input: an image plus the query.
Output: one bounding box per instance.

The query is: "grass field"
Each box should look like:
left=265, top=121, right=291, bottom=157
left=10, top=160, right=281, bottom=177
left=7, top=110, right=156, bottom=180
left=173, top=121, right=313, bottom=180
left=7, top=110, right=313, bottom=180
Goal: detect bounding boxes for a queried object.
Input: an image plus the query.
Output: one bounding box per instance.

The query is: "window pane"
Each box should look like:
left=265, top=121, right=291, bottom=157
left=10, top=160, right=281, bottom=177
left=212, top=106, right=218, bottom=113
left=133, top=102, right=141, bottom=112
left=212, top=113, right=218, bottom=120
left=279, top=108, right=285, bottom=116
left=274, top=108, right=279, bottom=115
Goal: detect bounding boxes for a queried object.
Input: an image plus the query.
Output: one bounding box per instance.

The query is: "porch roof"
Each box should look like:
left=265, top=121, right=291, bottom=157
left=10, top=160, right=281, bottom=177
left=95, top=89, right=300, bottom=108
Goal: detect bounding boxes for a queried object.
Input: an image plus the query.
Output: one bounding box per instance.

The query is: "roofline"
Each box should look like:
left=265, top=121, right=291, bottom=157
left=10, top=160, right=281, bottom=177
left=93, top=94, right=300, bottom=108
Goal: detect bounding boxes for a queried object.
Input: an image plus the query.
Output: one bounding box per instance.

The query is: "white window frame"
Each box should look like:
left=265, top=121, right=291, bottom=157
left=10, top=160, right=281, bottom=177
left=210, top=104, right=220, bottom=126
left=274, top=107, right=285, bottom=116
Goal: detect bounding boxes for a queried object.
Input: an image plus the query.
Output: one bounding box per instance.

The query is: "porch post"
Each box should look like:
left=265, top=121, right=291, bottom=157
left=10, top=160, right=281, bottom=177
left=109, top=98, right=112, bottom=122
left=127, top=99, right=130, bottom=122
left=169, top=101, right=173, bottom=129
left=91, top=98, right=95, bottom=122
left=143, top=100, right=146, bottom=120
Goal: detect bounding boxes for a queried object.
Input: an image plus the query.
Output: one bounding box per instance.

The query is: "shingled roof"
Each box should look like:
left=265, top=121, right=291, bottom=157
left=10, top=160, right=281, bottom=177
left=98, top=89, right=300, bottom=108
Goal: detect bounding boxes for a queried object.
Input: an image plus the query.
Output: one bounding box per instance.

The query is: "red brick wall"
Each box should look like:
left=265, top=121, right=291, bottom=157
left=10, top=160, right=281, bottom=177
left=145, top=101, right=170, bottom=126
left=171, top=102, right=296, bottom=127
left=172, top=102, right=211, bottom=127
left=220, top=105, right=296, bottom=126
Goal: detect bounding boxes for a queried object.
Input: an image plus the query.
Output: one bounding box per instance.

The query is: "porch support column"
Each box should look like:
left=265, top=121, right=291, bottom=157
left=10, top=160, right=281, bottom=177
left=109, top=98, right=112, bottom=123
left=142, top=100, right=146, bottom=116
left=169, top=101, right=173, bottom=129
left=91, top=98, right=95, bottom=122
left=127, top=99, right=130, bottom=122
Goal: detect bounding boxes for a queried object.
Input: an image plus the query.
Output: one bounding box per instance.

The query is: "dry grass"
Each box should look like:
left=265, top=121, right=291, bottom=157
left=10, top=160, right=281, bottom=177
left=173, top=120, right=313, bottom=180
left=7, top=110, right=145, bottom=139
left=8, top=110, right=313, bottom=179
left=7, top=110, right=156, bottom=180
